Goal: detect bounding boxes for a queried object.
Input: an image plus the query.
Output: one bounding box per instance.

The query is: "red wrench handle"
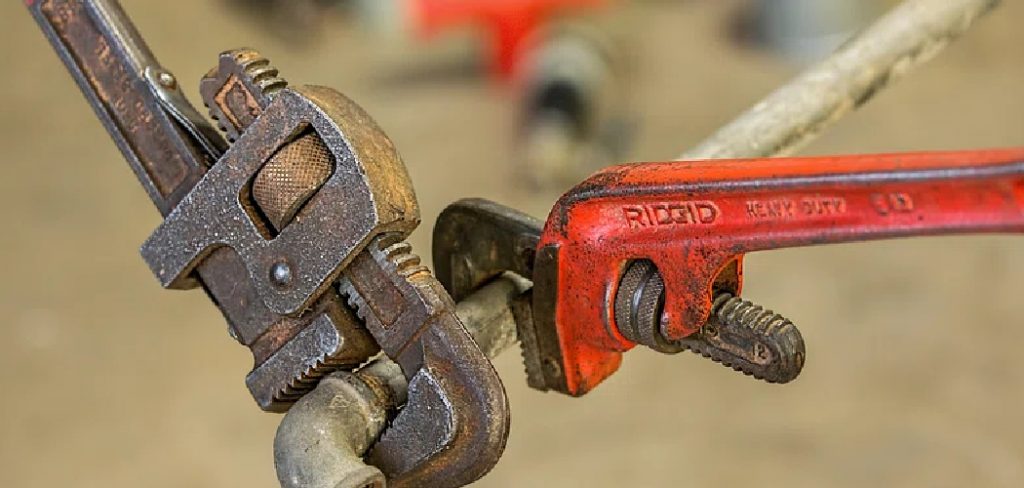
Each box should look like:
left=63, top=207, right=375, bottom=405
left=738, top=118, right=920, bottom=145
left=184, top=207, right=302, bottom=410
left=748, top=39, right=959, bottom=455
left=534, top=148, right=1024, bottom=395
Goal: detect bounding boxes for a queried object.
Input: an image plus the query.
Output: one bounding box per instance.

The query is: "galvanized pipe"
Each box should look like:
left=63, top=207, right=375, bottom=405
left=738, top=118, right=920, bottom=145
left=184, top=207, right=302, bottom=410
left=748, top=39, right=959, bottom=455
left=680, top=0, right=1000, bottom=160
left=275, top=276, right=528, bottom=488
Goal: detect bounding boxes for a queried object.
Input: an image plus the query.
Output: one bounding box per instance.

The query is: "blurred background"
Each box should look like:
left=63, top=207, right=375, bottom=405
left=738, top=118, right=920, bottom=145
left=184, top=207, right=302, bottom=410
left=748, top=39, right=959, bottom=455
left=2, top=0, right=1023, bottom=486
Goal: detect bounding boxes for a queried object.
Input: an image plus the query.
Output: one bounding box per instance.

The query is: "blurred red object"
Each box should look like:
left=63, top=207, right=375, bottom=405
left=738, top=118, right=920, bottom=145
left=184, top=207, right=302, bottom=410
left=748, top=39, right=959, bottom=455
left=412, top=0, right=608, bottom=80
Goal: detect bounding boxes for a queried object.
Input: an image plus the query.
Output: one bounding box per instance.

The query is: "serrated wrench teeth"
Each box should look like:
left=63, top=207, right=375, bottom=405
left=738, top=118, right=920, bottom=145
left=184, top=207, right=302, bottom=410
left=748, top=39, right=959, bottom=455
left=676, top=293, right=806, bottom=384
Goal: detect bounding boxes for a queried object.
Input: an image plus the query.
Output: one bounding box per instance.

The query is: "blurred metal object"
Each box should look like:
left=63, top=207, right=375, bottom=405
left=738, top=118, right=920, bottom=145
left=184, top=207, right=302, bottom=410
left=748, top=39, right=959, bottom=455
left=412, top=0, right=608, bottom=80
left=682, top=0, right=1001, bottom=160
left=220, top=0, right=341, bottom=46
left=519, top=22, right=632, bottom=188
left=747, top=0, right=880, bottom=62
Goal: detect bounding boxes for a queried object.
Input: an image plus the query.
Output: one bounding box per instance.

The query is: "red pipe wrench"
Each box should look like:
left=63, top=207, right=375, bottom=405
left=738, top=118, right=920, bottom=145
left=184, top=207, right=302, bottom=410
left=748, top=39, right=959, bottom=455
left=437, top=148, right=1024, bottom=396
left=530, top=148, right=1024, bottom=394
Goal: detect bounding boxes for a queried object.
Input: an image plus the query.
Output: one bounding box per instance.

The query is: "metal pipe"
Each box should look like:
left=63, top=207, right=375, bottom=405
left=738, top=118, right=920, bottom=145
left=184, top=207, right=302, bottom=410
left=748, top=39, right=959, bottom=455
left=275, top=276, right=528, bottom=488
left=680, top=0, right=1000, bottom=160
left=273, top=363, right=396, bottom=488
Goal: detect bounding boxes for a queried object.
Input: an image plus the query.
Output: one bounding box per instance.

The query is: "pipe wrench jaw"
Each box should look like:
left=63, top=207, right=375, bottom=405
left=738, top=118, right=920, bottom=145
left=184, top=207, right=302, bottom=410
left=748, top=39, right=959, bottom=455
left=141, top=87, right=418, bottom=312
left=143, top=77, right=509, bottom=484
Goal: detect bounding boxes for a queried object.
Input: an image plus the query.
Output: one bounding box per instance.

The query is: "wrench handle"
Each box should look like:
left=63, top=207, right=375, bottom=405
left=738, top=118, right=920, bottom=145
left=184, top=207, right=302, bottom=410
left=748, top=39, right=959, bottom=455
left=28, top=0, right=208, bottom=214
left=535, top=148, right=1024, bottom=395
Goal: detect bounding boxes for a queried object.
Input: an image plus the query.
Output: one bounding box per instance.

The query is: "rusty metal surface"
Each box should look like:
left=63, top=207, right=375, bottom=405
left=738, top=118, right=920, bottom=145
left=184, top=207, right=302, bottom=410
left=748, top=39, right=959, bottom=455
left=276, top=276, right=527, bottom=488
left=677, top=292, right=805, bottom=384
left=30, top=11, right=514, bottom=484
left=144, top=85, right=407, bottom=412
left=453, top=274, right=529, bottom=360
left=194, top=38, right=510, bottom=486
left=140, top=86, right=419, bottom=315
left=252, top=130, right=334, bottom=230
left=28, top=0, right=379, bottom=414
left=433, top=198, right=542, bottom=302
left=614, top=260, right=805, bottom=382
left=432, top=199, right=567, bottom=391
left=274, top=369, right=392, bottom=488
left=28, top=0, right=214, bottom=214
left=143, top=66, right=227, bottom=160
left=432, top=199, right=566, bottom=391
left=200, top=48, right=287, bottom=142
left=13, top=0, right=1024, bottom=485
left=339, top=235, right=510, bottom=487
left=612, top=258, right=683, bottom=353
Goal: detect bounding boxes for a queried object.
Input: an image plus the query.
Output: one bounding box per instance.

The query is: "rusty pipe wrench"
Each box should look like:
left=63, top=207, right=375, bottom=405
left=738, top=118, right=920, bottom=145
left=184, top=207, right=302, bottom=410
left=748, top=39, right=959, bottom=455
left=436, top=148, right=1024, bottom=395
left=25, top=0, right=362, bottom=412
left=29, top=1, right=509, bottom=485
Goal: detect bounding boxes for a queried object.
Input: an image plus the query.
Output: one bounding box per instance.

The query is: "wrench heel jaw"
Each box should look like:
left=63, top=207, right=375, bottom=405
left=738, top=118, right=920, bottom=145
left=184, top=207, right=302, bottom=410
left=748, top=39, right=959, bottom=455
left=367, top=315, right=510, bottom=487
left=530, top=244, right=626, bottom=396
left=343, top=238, right=510, bottom=486
left=433, top=198, right=543, bottom=301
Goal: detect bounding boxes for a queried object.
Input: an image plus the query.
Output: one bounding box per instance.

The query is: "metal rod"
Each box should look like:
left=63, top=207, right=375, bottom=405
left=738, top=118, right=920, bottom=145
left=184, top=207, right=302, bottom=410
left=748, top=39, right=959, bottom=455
left=680, top=0, right=1000, bottom=160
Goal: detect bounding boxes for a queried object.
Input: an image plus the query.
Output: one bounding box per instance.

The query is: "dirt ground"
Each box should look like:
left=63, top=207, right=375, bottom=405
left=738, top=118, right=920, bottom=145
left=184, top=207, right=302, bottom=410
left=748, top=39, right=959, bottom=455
left=2, top=1, right=1023, bottom=487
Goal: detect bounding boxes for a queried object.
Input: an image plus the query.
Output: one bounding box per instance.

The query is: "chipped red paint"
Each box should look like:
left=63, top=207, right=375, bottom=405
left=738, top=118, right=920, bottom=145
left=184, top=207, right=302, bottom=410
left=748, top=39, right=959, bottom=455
left=537, top=148, right=1024, bottom=395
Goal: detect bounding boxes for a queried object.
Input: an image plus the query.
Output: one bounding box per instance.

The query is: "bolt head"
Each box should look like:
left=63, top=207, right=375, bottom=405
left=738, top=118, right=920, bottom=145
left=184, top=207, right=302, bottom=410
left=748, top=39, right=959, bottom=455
left=157, top=71, right=176, bottom=88
left=270, top=262, right=293, bottom=286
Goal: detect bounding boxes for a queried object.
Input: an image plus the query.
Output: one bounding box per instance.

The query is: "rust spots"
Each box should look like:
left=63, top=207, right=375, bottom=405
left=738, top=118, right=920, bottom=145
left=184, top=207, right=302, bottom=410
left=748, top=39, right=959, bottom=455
left=214, top=74, right=264, bottom=133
